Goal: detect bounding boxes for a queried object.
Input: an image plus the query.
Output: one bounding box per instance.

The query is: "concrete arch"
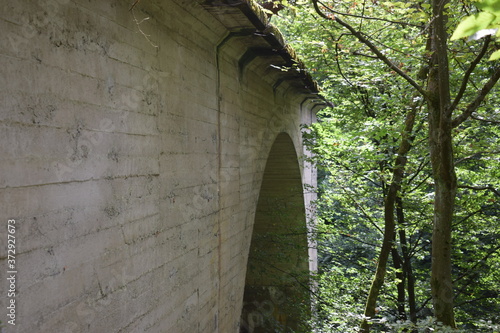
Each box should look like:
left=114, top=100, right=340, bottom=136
left=240, top=133, right=311, bottom=333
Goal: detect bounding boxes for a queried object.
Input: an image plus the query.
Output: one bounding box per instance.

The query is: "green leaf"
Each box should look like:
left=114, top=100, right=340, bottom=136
left=451, top=12, right=497, bottom=40
left=476, top=0, right=500, bottom=13
left=488, top=49, right=500, bottom=60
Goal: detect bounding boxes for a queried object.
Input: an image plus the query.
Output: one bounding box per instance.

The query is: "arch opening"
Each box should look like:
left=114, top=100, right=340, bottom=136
left=240, top=133, right=311, bottom=333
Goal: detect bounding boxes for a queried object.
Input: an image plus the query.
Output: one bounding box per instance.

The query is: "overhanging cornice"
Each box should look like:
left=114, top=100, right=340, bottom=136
left=199, top=0, right=327, bottom=103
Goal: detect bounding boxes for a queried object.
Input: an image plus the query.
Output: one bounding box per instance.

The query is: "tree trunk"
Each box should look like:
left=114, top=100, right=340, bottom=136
left=391, top=246, right=407, bottom=320
left=360, top=198, right=396, bottom=332
left=396, top=197, right=417, bottom=323
left=360, top=108, right=417, bottom=332
left=427, top=0, right=457, bottom=327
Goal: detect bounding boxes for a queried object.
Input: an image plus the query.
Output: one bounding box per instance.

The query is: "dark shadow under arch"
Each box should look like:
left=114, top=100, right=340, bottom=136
left=240, top=133, right=311, bottom=333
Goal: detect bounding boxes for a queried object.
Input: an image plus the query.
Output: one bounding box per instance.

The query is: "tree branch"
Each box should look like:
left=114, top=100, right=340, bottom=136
left=312, top=0, right=430, bottom=100
left=340, top=232, right=381, bottom=248
left=352, top=51, right=379, bottom=59
left=453, top=244, right=500, bottom=284
left=452, top=66, right=500, bottom=127
left=471, top=114, right=500, bottom=124
left=407, top=174, right=432, bottom=194
left=449, top=36, right=491, bottom=112
left=330, top=177, right=384, bottom=235
left=455, top=294, right=499, bottom=307
left=458, top=184, right=500, bottom=197
left=452, top=208, right=483, bottom=227
left=315, top=2, right=423, bottom=28
left=455, top=150, right=500, bottom=165
left=335, top=41, right=355, bottom=86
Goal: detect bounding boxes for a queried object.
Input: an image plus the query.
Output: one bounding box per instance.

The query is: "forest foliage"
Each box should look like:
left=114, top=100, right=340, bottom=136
left=272, top=0, right=500, bottom=331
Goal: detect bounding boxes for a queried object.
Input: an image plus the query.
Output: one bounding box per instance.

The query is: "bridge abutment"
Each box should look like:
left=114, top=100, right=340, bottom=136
left=0, top=1, right=322, bottom=332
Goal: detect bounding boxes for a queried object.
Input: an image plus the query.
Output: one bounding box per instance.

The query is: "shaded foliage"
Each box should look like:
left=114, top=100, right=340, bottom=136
left=272, top=0, right=500, bottom=331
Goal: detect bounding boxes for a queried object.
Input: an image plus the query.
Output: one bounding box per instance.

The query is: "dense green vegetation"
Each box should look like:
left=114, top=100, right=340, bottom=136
left=273, top=0, right=500, bottom=331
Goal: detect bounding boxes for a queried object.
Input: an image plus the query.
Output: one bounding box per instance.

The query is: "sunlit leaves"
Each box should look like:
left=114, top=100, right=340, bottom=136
left=274, top=0, right=500, bottom=330
left=451, top=0, right=500, bottom=60
left=451, top=12, right=497, bottom=40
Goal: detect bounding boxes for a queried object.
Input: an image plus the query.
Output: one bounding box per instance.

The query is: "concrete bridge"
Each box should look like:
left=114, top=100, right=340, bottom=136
left=1, top=0, right=324, bottom=331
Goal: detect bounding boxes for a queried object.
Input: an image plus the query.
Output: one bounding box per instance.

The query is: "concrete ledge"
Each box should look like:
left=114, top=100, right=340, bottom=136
left=200, top=0, right=323, bottom=98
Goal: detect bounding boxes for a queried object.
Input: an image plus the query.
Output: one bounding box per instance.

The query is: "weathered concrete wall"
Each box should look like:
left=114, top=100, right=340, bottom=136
left=0, top=0, right=321, bottom=332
